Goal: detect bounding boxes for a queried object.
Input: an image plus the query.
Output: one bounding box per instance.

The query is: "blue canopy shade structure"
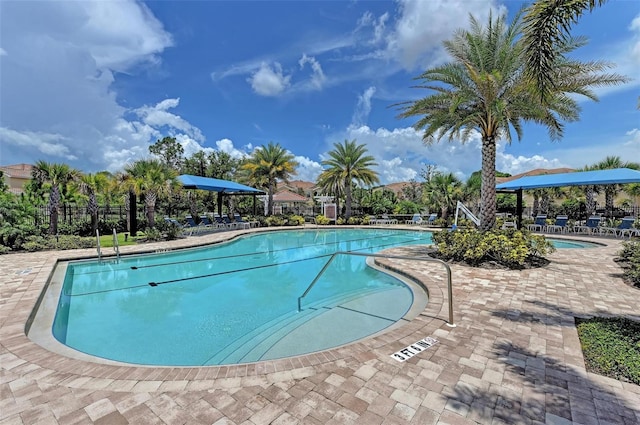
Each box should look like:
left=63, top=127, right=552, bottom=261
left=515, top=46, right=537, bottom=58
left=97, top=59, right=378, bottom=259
left=496, top=168, right=640, bottom=190
left=495, top=168, right=640, bottom=230
left=178, top=174, right=265, bottom=216
left=178, top=175, right=264, bottom=195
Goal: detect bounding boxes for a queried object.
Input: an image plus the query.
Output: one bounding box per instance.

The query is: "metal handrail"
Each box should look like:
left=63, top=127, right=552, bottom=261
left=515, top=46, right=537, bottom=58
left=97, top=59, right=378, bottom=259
left=96, top=229, right=101, bottom=260
left=112, top=228, right=120, bottom=260
left=297, top=251, right=455, bottom=327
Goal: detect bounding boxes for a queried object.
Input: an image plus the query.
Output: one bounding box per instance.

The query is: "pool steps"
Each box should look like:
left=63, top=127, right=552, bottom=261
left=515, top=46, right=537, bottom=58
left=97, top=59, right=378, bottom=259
left=206, top=285, right=400, bottom=365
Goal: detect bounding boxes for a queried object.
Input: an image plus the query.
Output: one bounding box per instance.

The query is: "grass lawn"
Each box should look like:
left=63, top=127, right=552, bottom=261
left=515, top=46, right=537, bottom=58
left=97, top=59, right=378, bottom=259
left=98, top=232, right=140, bottom=248
left=575, top=317, right=640, bottom=385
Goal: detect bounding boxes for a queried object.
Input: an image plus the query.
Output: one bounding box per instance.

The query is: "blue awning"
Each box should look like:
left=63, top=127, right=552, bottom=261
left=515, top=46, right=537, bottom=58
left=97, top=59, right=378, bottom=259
left=178, top=175, right=265, bottom=194
left=496, top=168, right=640, bottom=190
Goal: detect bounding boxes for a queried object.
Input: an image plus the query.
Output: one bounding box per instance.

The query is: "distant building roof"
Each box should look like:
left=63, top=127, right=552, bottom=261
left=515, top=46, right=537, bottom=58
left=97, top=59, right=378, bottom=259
left=496, top=168, right=575, bottom=185
left=272, top=189, right=309, bottom=203
left=0, top=163, right=34, bottom=179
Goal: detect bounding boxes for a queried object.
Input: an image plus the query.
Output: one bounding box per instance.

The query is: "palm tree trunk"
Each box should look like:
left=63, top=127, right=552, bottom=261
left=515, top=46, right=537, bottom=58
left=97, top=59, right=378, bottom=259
left=146, top=192, right=157, bottom=228
left=268, top=179, right=275, bottom=216
left=49, top=185, right=60, bottom=235
left=585, top=186, right=595, bottom=216
left=605, top=186, right=615, bottom=218
left=87, top=192, right=99, bottom=233
left=480, top=137, right=497, bottom=231
left=345, top=179, right=352, bottom=219
left=124, top=191, right=131, bottom=232
left=540, top=192, right=550, bottom=215
left=532, top=194, right=539, bottom=216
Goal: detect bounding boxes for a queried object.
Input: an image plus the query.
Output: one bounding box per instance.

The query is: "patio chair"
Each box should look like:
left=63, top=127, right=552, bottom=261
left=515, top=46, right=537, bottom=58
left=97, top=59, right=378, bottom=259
left=200, top=214, right=223, bottom=230
left=232, top=213, right=252, bottom=229
left=213, top=213, right=232, bottom=229
left=368, top=215, right=379, bottom=225
left=545, top=215, right=569, bottom=234
left=222, top=214, right=240, bottom=229
left=185, top=215, right=205, bottom=234
left=574, top=215, right=602, bottom=235
left=421, top=213, right=437, bottom=226
left=501, top=220, right=517, bottom=230
left=601, top=216, right=638, bottom=238
left=381, top=214, right=397, bottom=225
left=408, top=213, right=422, bottom=225
left=164, top=217, right=192, bottom=236
left=526, top=215, right=547, bottom=232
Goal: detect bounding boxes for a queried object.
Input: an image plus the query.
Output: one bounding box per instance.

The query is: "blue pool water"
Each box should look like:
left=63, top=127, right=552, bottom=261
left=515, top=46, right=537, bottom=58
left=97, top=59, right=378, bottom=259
left=53, top=229, right=434, bottom=366
left=549, top=239, right=599, bottom=249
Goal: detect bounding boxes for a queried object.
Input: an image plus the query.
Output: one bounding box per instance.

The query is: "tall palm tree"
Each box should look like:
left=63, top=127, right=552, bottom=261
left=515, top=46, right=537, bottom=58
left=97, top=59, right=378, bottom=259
left=522, top=0, right=612, bottom=101
left=316, top=170, right=344, bottom=218
left=592, top=156, right=640, bottom=217
left=124, top=159, right=178, bottom=228
left=318, top=139, right=379, bottom=219
left=398, top=10, right=623, bottom=230
left=32, top=161, right=80, bottom=235
left=78, top=172, right=110, bottom=234
left=241, top=142, right=297, bottom=216
left=424, top=173, right=462, bottom=221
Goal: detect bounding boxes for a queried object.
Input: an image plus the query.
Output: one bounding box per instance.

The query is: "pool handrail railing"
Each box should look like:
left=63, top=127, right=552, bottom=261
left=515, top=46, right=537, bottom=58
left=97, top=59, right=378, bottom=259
left=298, top=251, right=455, bottom=327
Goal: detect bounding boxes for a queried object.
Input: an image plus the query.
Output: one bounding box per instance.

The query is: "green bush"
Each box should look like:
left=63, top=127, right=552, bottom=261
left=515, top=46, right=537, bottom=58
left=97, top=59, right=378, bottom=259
left=617, top=240, right=640, bottom=287
left=336, top=217, right=346, bottom=225
left=142, top=227, right=163, bottom=242
left=347, top=216, right=362, bottom=225
left=576, top=317, right=640, bottom=385
left=21, top=235, right=96, bottom=252
left=265, top=215, right=286, bottom=226
left=0, top=245, right=12, bottom=254
left=432, top=228, right=555, bottom=268
left=314, top=215, right=330, bottom=225
left=286, top=215, right=305, bottom=226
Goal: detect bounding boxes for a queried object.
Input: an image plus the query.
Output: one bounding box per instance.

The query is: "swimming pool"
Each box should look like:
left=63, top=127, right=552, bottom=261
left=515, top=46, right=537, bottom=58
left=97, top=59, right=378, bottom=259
left=47, top=229, right=434, bottom=366
left=549, top=239, right=600, bottom=248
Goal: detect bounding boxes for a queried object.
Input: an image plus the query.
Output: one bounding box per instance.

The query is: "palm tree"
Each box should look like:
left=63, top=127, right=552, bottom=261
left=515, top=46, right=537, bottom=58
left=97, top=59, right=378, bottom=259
left=78, top=172, right=110, bottom=234
left=318, top=139, right=379, bottom=219
left=424, top=173, right=462, bottom=221
left=592, top=156, right=640, bottom=217
left=316, top=171, right=344, bottom=218
left=522, top=0, right=613, bottom=101
left=124, top=159, right=178, bottom=228
left=398, top=10, right=623, bottom=230
left=32, top=161, right=80, bottom=235
left=241, top=142, right=297, bottom=216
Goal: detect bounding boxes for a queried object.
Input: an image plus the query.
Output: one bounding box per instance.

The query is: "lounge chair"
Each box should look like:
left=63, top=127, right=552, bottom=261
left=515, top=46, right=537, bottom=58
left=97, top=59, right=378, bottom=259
left=545, top=215, right=569, bottom=234
left=232, top=213, right=252, bottom=229
left=185, top=215, right=205, bottom=234
left=164, top=217, right=192, bottom=236
left=501, top=220, right=517, bottom=230
left=574, top=216, right=601, bottom=235
left=213, top=213, right=232, bottom=229
left=200, top=214, right=223, bottom=230
left=368, top=215, right=379, bottom=225
left=600, top=216, right=638, bottom=238
left=407, top=213, right=422, bottom=225
left=381, top=214, right=398, bottom=225
left=526, top=215, right=547, bottom=232
left=422, top=213, right=438, bottom=226
left=222, top=214, right=240, bottom=229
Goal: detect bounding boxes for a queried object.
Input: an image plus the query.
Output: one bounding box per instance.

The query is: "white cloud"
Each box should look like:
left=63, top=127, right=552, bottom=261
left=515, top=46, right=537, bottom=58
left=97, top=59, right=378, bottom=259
left=215, top=138, right=249, bottom=159
left=624, top=128, right=640, bottom=146
left=247, top=62, right=291, bottom=96
left=0, top=127, right=77, bottom=160
left=0, top=48, right=6, bottom=56
left=133, top=98, right=204, bottom=142
left=0, top=0, right=177, bottom=172
left=385, top=0, right=504, bottom=69
left=352, top=86, right=376, bottom=126
left=298, top=54, right=326, bottom=90
left=294, top=156, right=324, bottom=182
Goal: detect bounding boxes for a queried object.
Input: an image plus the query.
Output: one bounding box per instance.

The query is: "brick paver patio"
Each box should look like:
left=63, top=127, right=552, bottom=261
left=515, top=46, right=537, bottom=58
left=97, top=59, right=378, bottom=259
left=1, top=227, right=639, bottom=424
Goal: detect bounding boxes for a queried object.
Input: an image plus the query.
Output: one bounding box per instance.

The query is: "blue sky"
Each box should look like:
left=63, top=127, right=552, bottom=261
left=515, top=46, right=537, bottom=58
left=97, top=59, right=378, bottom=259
left=1, top=0, right=638, bottom=184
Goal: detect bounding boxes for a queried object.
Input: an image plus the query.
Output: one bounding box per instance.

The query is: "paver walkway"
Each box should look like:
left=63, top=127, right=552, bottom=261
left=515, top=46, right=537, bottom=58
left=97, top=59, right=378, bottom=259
left=1, top=227, right=639, bottom=424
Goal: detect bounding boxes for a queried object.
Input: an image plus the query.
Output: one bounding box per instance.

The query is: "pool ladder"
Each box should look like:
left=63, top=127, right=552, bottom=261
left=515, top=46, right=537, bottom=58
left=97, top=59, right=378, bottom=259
left=95, top=229, right=120, bottom=262
left=297, top=251, right=456, bottom=327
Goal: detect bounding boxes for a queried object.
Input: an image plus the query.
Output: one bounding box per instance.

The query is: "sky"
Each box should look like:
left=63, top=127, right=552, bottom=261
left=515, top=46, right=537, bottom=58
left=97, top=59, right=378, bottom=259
left=1, top=0, right=639, bottom=185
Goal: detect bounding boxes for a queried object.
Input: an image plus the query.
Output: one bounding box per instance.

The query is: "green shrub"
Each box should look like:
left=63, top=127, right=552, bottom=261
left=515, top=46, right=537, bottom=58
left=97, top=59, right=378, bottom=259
left=143, top=227, right=163, bottom=242
left=0, top=245, right=11, bottom=254
left=347, top=216, right=362, bottom=225
left=315, top=215, right=330, bottom=225
left=432, top=228, right=555, bottom=268
left=617, top=240, right=640, bottom=287
left=21, top=235, right=96, bottom=251
left=576, top=317, right=640, bottom=385
left=265, top=215, right=286, bottom=226
left=286, top=215, right=305, bottom=226
left=336, top=217, right=346, bottom=225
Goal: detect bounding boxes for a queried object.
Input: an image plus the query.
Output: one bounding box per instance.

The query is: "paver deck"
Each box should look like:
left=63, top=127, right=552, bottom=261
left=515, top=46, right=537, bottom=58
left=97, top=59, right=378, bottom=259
left=1, top=226, right=639, bottom=424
